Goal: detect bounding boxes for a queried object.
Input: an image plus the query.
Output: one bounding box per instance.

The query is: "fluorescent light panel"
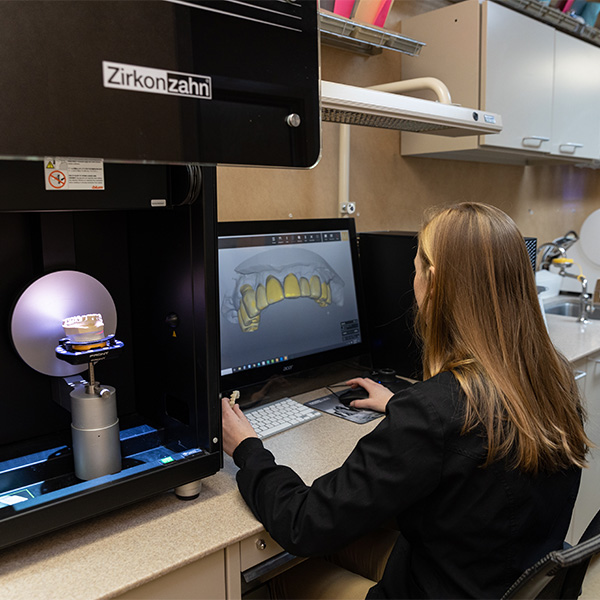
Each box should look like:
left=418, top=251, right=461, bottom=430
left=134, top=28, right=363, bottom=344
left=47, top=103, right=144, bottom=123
left=321, top=81, right=503, bottom=137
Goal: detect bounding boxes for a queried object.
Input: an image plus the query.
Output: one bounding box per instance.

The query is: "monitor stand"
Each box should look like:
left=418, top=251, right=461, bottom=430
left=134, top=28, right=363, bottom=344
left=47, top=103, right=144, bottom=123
left=226, top=354, right=373, bottom=411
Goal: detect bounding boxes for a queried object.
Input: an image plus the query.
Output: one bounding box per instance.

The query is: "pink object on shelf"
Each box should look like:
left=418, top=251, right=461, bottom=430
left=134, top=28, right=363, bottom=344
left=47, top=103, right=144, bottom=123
left=561, top=0, right=575, bottom=13
left=333, top=0, right=355, bottom=18
left=373, top=0, right=394, bottom=27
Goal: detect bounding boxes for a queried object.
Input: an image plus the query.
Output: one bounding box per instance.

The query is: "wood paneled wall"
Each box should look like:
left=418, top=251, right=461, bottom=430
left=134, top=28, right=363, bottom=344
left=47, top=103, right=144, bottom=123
left=217, top=0, right=600, bottom=245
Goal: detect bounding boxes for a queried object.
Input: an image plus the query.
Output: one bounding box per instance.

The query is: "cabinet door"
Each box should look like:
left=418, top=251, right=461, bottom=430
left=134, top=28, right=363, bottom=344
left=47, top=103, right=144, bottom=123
left=570, top=355, right=600, bottom=542
left=114, top=550, right=226, bottom=600
left=551, top=31, right=600, bottom=160
left=481, top=1, right=554, bottom=153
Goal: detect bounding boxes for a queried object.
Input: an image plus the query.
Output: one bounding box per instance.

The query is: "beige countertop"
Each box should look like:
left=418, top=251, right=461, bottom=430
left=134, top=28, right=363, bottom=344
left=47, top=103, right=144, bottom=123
left=1, top=311, right=598, bottom=599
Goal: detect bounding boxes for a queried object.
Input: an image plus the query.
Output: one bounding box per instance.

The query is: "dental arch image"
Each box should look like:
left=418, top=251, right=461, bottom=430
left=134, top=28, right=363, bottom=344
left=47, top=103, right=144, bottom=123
left=221, top=247, right=345, bottom=333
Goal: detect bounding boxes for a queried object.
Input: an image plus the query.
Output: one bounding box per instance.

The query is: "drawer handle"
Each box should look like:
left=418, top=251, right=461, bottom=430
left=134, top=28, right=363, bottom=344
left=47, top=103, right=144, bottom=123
left=574, top=370, right=587, bottom=381
left=256, top=538, right=267, bottom=551
left=522, top=136, right=549, bottom=148
left=559, top=143, right=583, bottom=154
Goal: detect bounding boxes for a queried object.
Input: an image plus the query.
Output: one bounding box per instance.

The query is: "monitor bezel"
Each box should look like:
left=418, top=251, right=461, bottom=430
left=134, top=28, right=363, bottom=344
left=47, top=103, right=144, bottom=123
left=217, top=217, right=370, bottom=396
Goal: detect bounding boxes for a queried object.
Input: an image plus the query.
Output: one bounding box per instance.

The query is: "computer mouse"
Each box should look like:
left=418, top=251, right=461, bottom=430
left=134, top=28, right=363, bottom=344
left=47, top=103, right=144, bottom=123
left=337, top=386, right=369, bottom=405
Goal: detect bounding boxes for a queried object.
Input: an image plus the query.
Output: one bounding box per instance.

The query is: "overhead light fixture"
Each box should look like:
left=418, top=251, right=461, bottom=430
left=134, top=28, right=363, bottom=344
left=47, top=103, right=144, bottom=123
left=321, top=79, right=502, bottom=137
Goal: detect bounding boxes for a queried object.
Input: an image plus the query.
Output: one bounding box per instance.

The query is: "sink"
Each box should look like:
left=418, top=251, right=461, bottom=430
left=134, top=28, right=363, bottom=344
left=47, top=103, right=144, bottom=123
left=545, top=301, right=581, bottom=317
left=544, top=300, right=600, bottom=320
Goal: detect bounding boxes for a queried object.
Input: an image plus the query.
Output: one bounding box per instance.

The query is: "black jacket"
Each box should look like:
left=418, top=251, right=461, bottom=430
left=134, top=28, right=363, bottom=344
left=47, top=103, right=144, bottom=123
left=233, top=371, right=581, bottom=599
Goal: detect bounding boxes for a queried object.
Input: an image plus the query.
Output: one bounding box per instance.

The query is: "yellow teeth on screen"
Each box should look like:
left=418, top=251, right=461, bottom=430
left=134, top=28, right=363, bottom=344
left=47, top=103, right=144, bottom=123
left=266, top=275, right=284, bottom=304
left=256, top=283, right=268, bottom=311
left=309, top=275, right=321, bottom=299
left=317, top=281, right=332, bottom=307
left=222, top=247, right=345, bottom=333
left=284, top=273, right=301, bottom=298
left=238, top=300, right=260, bottom=332
left=236, top=274, right=332, bottom=332
left=240, top=284, right=259, bottom=319
left=299, top=277, right=311, bottom=297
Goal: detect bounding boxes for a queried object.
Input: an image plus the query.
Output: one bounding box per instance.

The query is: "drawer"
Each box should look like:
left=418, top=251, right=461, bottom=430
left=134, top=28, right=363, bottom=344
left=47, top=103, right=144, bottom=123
left=240, top=530, right=284, bottom=571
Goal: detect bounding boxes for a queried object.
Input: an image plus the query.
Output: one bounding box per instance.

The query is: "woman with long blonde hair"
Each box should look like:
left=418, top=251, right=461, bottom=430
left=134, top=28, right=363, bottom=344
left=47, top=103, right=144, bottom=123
left=222, top=202, right=589, bottom=599
left=416, top=202, right=587, bottom=474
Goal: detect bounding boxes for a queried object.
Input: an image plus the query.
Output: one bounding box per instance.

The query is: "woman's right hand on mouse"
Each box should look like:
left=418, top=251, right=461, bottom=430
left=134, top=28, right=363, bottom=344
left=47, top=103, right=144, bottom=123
left=344, top=377, right=394, bottom=413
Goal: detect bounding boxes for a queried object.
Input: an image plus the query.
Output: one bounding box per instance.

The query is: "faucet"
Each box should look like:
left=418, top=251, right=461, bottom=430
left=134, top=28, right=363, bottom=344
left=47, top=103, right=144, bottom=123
left=554, top=261, right=592, bottom=323
left=536, top=242, right=567, bottom=271
left=537, top=232, right=592, bottom=323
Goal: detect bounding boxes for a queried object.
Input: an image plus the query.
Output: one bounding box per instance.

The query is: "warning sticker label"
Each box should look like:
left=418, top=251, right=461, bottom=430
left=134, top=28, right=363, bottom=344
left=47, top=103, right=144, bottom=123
left=44, top=158, right=105, bottom=191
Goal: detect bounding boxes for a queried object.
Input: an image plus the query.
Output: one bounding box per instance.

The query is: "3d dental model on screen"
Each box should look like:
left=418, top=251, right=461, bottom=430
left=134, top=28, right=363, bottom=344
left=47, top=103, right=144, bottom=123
left=222, top=248, right=345, bottom=332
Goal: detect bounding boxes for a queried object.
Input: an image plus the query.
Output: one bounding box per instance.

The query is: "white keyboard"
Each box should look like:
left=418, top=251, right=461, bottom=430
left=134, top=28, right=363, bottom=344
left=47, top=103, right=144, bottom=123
left=244, top=398, right=321, bottom=439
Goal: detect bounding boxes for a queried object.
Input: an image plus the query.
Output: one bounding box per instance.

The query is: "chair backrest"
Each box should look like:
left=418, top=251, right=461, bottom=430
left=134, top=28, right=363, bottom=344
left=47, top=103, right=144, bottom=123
left=502, top=508, right=600, bottom=600
left=580, top=508, right=600, bottom=544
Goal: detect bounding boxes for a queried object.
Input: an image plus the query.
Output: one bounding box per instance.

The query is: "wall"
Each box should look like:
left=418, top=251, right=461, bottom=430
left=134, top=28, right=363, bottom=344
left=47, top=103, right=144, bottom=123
left=217, top=0, right=600, bottom=246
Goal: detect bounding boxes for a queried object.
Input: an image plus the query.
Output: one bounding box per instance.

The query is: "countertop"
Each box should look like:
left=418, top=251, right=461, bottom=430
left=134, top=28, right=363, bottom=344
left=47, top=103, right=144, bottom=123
left=546, top=312, right=600, bottom=363
left=0, top=388, right=381, bottom=600
left=1, top=309, right=599, bottom=599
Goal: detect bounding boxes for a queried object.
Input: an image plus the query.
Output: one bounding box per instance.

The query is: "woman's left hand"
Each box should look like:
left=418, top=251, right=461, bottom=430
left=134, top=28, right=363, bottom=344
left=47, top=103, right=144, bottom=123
left=221, top=397, right=258, bottom=456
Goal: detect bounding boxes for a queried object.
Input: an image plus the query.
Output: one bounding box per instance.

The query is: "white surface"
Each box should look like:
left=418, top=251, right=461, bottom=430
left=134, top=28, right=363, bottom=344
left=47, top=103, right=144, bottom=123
left=552, top=32, right=600, bottom=160
left=536, top=269, right=562, bottom=299
left=483, top=0, right=554, bottom=153
left=580, top=208, right=600, bottom=267
left=546, top=312, right=600, bottom=363
left=570, top=351, right=600, bottom=542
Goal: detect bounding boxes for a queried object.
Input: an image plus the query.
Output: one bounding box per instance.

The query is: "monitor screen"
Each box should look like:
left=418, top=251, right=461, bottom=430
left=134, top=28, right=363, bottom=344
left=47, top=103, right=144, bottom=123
left=218, top=218, right=368, bottom=396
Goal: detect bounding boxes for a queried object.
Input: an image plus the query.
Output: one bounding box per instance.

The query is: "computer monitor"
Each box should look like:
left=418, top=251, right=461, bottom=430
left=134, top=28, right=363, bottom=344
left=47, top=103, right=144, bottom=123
left=218, top=218, right=369, bottom=400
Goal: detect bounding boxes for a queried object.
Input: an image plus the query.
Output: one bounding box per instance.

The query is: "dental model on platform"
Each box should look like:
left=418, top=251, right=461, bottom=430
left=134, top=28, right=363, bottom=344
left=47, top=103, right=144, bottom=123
left=62, top=313, right=105, bottom=348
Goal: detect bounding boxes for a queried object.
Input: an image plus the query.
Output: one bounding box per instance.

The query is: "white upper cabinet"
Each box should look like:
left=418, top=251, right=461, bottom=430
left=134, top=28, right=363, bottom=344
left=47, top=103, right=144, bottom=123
left=400, top=0, right=600, bottom=165
left=551, top=31, right=600, bottom=160
left=481, top=1, right=554, bottom=154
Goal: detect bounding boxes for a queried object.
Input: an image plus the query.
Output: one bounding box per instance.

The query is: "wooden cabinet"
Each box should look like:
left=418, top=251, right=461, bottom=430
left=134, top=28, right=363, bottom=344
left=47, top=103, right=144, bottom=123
left=400, top=0, right=600, bottom=164
left=569, top=355, right=600, bottom=544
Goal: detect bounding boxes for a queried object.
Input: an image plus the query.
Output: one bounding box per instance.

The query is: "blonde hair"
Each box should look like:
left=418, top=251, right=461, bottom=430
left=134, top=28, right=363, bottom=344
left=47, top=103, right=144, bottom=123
left=416, top=202, right=589, bottom=474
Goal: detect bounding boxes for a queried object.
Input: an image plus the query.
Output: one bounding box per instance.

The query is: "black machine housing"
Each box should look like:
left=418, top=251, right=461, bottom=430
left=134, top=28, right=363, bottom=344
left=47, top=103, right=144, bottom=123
left=0, top=166, right=221, bottom=550
left=0, top=0, right=320, bottom=549
left=0, top=0, right=320, bottom=168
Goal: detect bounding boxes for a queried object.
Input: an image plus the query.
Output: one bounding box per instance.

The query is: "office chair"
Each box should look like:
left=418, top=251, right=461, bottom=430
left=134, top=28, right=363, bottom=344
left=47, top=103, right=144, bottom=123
left=502, top=508, right=600, bottom=599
